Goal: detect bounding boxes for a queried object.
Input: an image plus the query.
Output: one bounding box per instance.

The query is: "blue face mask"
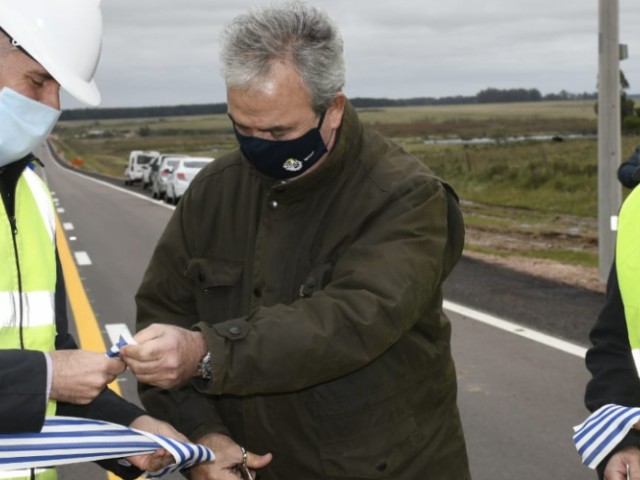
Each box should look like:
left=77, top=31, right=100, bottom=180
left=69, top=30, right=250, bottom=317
left=0, top=87, right=61, bottom=168
left=234, top=111, right=328, bottom=180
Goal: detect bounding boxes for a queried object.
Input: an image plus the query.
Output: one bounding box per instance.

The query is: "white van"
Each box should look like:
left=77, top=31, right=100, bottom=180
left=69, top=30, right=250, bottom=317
left=124, top=150, right=160, bottom=186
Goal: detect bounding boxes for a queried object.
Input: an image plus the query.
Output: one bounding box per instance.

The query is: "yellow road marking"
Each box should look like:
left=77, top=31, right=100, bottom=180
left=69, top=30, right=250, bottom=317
left=56, top=217, right=114, bottom=356
left=55, top=216, right=126, bottom=480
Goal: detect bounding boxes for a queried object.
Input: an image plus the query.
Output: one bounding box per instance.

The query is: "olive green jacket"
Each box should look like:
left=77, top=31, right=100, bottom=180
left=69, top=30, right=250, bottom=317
left=136, top=101, right=470, bottom=479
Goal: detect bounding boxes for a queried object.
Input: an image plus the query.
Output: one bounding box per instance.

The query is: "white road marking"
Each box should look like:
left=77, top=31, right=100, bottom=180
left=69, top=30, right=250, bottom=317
left=56, top=208, right=65, bottom=213
left=62, top=222, right=74, bottom=231
left=73, top=251, right=92, bottom=266
left=444, top=300, right=587, bottom=358
left=69, top=236, right=77, bottom=241
left=105, top=323, right=134, bottom=346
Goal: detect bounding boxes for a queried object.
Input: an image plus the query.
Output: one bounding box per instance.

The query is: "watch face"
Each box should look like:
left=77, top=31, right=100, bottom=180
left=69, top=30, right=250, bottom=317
left=199, top=352, right=212, bottom=379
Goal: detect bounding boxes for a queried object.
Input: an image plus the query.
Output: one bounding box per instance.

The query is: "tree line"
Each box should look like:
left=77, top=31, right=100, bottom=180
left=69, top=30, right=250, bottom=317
left=59, top=88, right=599, bottom=122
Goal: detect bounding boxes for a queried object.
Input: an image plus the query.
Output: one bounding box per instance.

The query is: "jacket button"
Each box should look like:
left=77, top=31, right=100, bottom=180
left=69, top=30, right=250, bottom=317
left=269, top=200, right=278, bottom=209
left=253, top=288, right=262, bottom=297
left=229, top=326, right=242, bottom=335
left=375, top=460, right=388, bottom=472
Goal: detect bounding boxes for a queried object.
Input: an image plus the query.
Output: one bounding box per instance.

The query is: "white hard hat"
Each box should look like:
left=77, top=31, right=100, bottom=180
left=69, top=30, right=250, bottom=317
left=0, top=0, right=103, bottom=106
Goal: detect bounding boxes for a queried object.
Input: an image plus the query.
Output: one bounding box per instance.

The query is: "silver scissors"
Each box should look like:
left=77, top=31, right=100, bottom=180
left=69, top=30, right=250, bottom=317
left=236, top=446, right=254, bottom=480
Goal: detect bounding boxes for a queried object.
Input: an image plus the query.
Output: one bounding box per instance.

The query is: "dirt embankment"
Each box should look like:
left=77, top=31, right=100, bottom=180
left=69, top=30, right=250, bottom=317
left=462, top=201, right=604, bottom=293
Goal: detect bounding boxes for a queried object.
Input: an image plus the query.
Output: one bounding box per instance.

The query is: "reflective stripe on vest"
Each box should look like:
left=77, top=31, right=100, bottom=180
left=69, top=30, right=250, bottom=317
left=616, top=185, right=640, bottom=375
left=0, top=468, right=56, bottom=480
left=0, top=167, right=57, bottom=413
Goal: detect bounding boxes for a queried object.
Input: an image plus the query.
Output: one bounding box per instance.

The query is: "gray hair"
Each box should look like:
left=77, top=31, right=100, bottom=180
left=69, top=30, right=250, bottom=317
left=220, top=1, right=345, bottom=112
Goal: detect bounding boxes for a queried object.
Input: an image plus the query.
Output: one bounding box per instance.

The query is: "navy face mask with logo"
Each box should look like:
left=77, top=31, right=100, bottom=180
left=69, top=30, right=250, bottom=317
left=233, top=111, right=327, bottom=180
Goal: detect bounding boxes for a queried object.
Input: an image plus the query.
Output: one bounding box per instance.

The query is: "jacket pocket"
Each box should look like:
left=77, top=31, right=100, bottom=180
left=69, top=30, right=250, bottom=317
left=184, top=258, right=243, bottom=323
left=306, top=391, right=424, bottom=478
left=184, top=258, right=243, bottom=289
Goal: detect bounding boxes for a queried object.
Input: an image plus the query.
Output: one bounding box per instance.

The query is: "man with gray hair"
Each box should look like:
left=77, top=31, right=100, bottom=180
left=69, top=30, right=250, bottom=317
left=121, top=2, right=471, bottom=479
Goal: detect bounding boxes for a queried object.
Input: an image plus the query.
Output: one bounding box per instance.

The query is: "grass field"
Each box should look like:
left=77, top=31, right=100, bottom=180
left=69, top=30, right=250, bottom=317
left=52, top=100, right=640, bottom=270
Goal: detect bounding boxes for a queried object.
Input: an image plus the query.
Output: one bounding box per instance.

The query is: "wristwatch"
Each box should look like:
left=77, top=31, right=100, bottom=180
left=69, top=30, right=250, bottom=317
left=197, top=351, right=213, bottom=380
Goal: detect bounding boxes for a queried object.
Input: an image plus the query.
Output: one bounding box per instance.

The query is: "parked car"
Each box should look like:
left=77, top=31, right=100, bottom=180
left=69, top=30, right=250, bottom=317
left=165, top=157, right=214, bottom=204
left=124, top=150, right=159, bottom=186
left=151, top=155, right=187, bottom=200
left=148, top=153, right=189, bottom=194
left=141, top=152, right=161, bottom=190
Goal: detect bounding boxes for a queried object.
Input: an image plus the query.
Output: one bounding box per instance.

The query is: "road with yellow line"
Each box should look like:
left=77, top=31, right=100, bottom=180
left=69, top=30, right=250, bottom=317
left=39, top=143, right=177, bottom=480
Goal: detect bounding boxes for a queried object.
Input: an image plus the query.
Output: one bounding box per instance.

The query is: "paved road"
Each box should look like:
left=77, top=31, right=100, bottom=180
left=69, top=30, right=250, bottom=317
left=446, top=255, right=604, bottom=347
left=39, top=144, right=603, bottom=480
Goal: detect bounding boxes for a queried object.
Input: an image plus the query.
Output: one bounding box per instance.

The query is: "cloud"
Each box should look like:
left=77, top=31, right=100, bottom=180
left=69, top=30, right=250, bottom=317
left=60, top=0, right=640, bottom=108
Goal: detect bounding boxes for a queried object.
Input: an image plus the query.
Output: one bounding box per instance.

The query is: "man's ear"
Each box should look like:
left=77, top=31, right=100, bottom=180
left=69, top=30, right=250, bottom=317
left=327, top=92, right=346, bottom=129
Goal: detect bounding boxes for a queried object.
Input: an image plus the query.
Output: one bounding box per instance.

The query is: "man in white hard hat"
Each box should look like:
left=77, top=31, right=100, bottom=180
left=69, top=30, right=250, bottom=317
left=0, top=1, right=188, bottom=478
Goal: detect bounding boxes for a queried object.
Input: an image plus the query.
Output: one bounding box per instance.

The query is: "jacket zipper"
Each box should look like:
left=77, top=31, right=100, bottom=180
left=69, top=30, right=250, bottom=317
left=1, top=160, right=33, bottom=350
left=1, top=161, right=30, bottom=350
left=8, top=214, right=25, bottom=349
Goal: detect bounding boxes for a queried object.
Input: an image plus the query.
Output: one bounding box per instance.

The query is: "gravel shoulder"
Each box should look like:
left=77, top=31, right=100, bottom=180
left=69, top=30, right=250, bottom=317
left=463, top=250, right=604, bottom=294
left=461, top=200, right=603, bottom=294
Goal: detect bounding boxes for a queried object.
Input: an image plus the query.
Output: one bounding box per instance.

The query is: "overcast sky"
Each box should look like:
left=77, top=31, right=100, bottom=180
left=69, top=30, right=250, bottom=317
left=61, top=0, right=640, bottom=109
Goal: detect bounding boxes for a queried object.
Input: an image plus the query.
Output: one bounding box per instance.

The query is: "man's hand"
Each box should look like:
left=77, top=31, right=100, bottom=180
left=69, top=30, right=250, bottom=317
left=189, top=433, right=272, bottom=480
left=125, top=415, right=189, bottom=472
left=604, top=446, right=640, bottom=479
left=119, top=324, right=207, bottom=389
left=49, top=350, right=125, bottom=404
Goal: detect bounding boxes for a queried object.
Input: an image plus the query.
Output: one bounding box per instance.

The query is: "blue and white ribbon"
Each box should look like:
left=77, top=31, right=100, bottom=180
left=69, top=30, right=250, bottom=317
left=0, top=416, right=214, bottom=478
left=573, top=404, right=640, bottom=469
left=107, top=331, right=137, bottom=358
left=0, top=333, right=214, bottom=477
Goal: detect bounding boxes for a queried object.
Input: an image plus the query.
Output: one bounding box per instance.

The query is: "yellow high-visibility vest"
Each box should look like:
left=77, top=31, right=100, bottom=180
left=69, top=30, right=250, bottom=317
left=617, top=185, right=640, bottom=375
left=0, top=167, right=57, bottom=480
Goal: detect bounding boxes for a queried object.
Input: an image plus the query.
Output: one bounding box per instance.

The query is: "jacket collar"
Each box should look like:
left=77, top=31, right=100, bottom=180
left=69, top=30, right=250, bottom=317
left=0, top=155, right=36, bottom=219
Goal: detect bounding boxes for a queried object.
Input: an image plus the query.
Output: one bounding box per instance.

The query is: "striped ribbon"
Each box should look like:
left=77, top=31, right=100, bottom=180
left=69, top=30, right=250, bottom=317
left=106, top=331, right=137, bottom=358
left=573, top=404, right=640, bottom=469
left=0, top=416, right=214, bottom=478
left=0, top=333, right=215, bottom=477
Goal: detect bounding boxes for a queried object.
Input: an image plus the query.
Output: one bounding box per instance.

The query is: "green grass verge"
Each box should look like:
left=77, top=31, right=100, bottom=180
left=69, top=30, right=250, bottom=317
left=51, top=100, right=640, bottom=270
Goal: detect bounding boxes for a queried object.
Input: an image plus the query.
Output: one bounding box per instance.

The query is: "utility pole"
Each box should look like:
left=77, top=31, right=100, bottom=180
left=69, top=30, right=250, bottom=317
left=598, top=0, right=623, bottom=282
